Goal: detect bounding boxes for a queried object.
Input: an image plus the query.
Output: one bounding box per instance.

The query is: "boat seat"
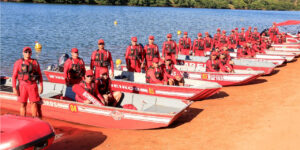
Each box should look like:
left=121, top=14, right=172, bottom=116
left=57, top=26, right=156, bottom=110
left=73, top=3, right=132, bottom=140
left=143, top=105, right=180, bottom=114
left=40, top=92, right=61, bottom=98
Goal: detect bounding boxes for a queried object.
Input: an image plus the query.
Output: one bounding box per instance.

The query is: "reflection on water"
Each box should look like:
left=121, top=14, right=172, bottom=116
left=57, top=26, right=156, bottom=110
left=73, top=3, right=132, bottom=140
left=1, top=2, right=300, bottom=77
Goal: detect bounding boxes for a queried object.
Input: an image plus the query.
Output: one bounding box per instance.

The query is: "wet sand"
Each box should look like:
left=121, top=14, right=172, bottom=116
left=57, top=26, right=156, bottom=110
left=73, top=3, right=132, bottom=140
left=2, top=59, right=300, bottom=150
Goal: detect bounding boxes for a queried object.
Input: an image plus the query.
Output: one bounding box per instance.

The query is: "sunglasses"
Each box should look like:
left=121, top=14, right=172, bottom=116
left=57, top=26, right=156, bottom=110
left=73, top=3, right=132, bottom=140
left=99, top=43, right=105, bottom=45
left=24, top=51, right=32, bottom=54
left=212, top=55, right=217, bottom=56
left=166, top=59, right=172, bottom=61
left=86, top=76, right=93, bottom=78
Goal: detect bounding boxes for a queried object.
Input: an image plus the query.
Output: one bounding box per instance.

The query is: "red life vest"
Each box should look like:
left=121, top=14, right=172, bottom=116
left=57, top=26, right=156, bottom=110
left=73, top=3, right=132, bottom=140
left=97, top=78, right=110, bottom=95
left=213, top=34, right=220, bottom=41
left=208, top=59, right=220, bottom=71
left=17, top=58, right=40, bottom=82
left=164, top=41, right=176, bottom=54
left=194, top=39, right=205, bottom=50
left=94, top=49, right=109, bottom=67
left=238, top=33, right=246, bottom=41
left=128, top=45, right=143, bottom=60
left=229, top=35, right=236, bottom=44
left=180, top=38, right=190, bottom=49
left=145, top=44, right=159, bottom=61
left=146, top=67, right=163, bottom=83
left=252, top=33, right=260, bottom=41
left=82, top=80, right=96, bottom=96
left=68, top=57, right=85, bottom=79
left=219, top=36, right=227, bottom=44
left=205, top=38, right=212, bottom=48
left=270, top=28, right=277, bottom=35
left=246, top=31, right=252, bottom=39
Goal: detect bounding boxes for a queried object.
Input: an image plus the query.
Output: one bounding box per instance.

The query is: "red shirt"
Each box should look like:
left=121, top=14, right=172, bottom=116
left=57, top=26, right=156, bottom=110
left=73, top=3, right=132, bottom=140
left=146, top=67, right=167, bottom=84
left=163, top=64, right=182, bottom=80
left=75, top=81, right=104, bottom=103
left=12, top=58, right=43, bottom=88
left=162, top=40, right=178, bottom=57
left=178, top=37, right=192, bottom=50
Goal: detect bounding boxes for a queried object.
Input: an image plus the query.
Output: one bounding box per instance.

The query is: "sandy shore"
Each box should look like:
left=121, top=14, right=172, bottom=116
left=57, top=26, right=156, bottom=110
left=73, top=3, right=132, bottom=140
left=2, top=59, right=300, bottom=150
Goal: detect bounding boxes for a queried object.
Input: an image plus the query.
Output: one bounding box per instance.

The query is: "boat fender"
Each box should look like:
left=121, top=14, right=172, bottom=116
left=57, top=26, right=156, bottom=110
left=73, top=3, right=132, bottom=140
left=72, top=84, right=104, bottom=106
left=122, top=104, right=137, bottom=110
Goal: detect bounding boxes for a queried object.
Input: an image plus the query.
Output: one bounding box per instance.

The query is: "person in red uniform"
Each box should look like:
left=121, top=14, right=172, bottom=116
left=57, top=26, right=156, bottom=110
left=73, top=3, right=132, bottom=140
left=125, top=37, right=144, bottom=72
left=251, top=27, right=261, bottom=44
left=219, top=51, right=234, bottom=73
left=274, top=34, right=284, bottom=44
left=235, top=27, right=239, bottom=37
left=144, top=35, right=160, bottom=70
left=163, top=55, right=184, bottom=86
left=245, top=26, right=252, bottom=42
left=228, top=30, right=238, bottom=50
left=237, top=27, right=247, bottom=47
left=213, top=28, right=221, bottom=48
left=162, top=33, right=178, bottom=64
left=64, top=48, right=86, bottom=86
left=218, top=30, right=228, bottom=48
left=96, top=69, right=122, bottom=106
left=268, top=22, right=279, bottom=43
left=178, top=32, right=192, bottom=55
left=237, top=43, right=254, bottom=58
left=12, top=47, right=43, bottom=117
left=146, top=58, right=167, bottom=85
left=281, top=32, right=287, bottom=43
left=204, top=32, right=213, bottom=55
left=252, top=42, right=265, bottom=54
left=75, top=70, right=105, bottom=104
left=192, top=33, right=206, bottom=56
left=90, top=39, right=114, bottom=79
left=206, top=52, right=220, bottom=72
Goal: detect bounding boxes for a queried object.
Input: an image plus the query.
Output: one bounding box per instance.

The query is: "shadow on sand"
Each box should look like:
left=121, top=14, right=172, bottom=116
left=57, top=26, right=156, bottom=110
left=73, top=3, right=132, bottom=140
left=263, top=69, right=280, bottom=76
left=238, top=78, right=268, bottom=86
left=205, top=91, right=229, bottom=100
left=48, top=127, right=106, bottom=150
left=167, top=107, right=204, bottom=128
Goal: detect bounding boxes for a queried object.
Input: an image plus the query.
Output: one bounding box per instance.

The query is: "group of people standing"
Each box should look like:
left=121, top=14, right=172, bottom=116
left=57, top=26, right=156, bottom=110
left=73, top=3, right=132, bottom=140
left=12, top=22, right=284, bottom=116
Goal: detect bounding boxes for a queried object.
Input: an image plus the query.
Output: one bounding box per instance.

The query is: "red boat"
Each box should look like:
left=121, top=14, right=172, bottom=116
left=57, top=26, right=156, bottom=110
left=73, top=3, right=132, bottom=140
left=0, top=114, right=55, bottom=150
left=174, top=65, right=264, bottom=86
left=271, top=44, right=300, bottom=49
left=44, top=70, right=222, bottom=101
left=229, top=52, right=295, bottom=62
left=0, top=77, right=193, bottom=130
left=264, top=49, right=300, bottom=57
left=177, top=55, right=276, bottom=75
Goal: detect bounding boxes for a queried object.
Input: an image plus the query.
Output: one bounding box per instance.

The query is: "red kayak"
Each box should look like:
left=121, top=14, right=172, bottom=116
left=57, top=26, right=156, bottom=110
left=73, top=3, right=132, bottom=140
left=0, top=114, right=55, bottom=150
left=0, top=77, right=192, bottom=129
left=44, top=70, right=222, bottom=101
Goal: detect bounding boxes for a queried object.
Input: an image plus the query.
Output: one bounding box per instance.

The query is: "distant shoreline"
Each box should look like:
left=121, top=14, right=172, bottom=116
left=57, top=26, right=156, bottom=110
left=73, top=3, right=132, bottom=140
left=1, top=1, right=300, bottom=11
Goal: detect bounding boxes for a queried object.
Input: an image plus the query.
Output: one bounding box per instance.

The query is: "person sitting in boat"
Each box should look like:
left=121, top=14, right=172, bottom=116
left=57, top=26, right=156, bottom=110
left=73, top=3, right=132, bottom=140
left=252, top=42, right=265, bottom=54
left=213, top=28, right=221, bottom=48
left=162, top=33, right=178, bottom=64
left=146, top=58, right=167, bottom=85
left=221, top=46, right=232, bottom=60
left=75, top=70, right=105, bottom=104
left=96, top=69, right=122, bottom=106
left=64, top=48, right=86, bottom=86
left=237, top=27, right=246, bottom=47
left=274, top=34, right=284, bottom=44
left=91, top=39, right=114, bottom=79
left=281, top=32, right=287, bottom=43
left=251, top=27, right=261, bottom=44
left=178, top=32, right=192, bottom=55
left=217, top=30, right=228, bottom=48
left=219, top=51, right=234, bottom=73
left=144, top=35, right=160, bottom=71
left=268, top=22, right=279, bottom=43
left=206, top=52, right=220, bottom=72
left=237, top=43, right=254, bottom=58
left=192, top=33, right=206, bottom=56
left=204, top=32, right=213, bottom=55
left=228, top=30, right=238, bottom=50
left=245, top=26, right=252, bottom=42
left=125, top=37, right=144, bottom=72
left=163, top=56, right=184, bottom=86
left=12, top=47, right=43, bottom=117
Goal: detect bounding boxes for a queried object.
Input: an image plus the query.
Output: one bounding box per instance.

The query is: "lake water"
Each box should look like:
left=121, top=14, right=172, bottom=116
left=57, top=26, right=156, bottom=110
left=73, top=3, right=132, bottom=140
left=1, top=2, right=300, bottom=77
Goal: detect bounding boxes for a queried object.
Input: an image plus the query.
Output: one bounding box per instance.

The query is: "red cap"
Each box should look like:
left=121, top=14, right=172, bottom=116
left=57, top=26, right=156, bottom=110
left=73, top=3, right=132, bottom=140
left=248, top=26, right=252, bottom=29
left=222, top=30, right=226, bottom=33
left=205, top=32, right=209, bottom=35
left=149, top=35, right=154, bottom=40
left=273, top=22, right=276, bottom=25
left=254, top=27, right=257, bottom=30
left=98, top=39, right=104, bottom=45
left=217, top=28, right=221, bottom=31
left=184, top=32, right=188, bottom=35
left=235, top=27, right=238, bottom=30
left=131, top=37, right=137, bottom=42
left=71, top=48, right=78, bottom=53
left=23, top=47, right=32, bottom=52
left=167, top=33, right=172, bottom=38
left=211, top=52, right=218, bottom=56
left=85, top=70, right=94, bottom=76
left=99, top=68, right=108, bottom=75
left=231, top=29, right=235, bottom=32
left=198, top=33, right=202, bottom=37
left=153, top=58, right=159, bottom=63
left=241, top=27, right=245, bottom=30
left=165, top=55, right=172, bottom=60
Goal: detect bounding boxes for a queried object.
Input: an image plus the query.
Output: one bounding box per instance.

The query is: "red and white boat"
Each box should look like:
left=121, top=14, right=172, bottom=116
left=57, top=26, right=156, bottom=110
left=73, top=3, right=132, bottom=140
left=0, top=114, right=55, bottom=150
left=271, top=44, right=300, bottom=49
left=0, top=77, right=193, bottom=130
left=264, top=49, right=300, bottom=57
left=229, top=52, right=295, bottom=62
left=177, top=55, right=276, bottom=75
left=44, top=70, right=222, bottom=101
left=174, top=65, right=264, bottom=86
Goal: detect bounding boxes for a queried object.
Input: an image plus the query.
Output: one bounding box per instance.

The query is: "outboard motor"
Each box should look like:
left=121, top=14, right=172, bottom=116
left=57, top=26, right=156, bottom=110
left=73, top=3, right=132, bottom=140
left=58, top=53, right=69, bottom=72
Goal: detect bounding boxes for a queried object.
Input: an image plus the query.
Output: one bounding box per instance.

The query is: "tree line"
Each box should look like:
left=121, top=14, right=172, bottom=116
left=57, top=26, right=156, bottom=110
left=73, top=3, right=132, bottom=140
left=4, top=0, right=300, bottom=10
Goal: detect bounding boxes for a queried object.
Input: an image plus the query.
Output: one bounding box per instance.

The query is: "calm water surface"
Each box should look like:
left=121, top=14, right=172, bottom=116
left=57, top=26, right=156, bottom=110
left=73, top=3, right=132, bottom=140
left=1, top=2, right=300, bottom=77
